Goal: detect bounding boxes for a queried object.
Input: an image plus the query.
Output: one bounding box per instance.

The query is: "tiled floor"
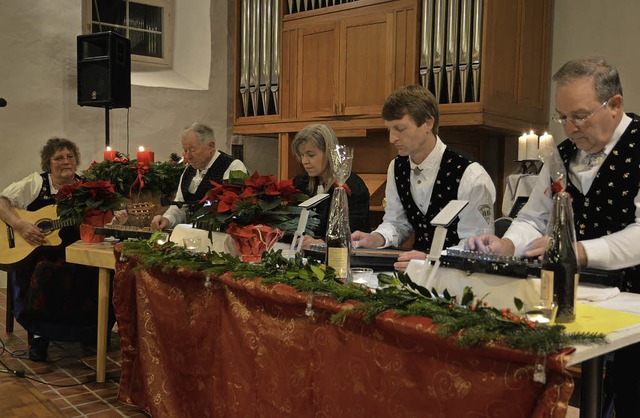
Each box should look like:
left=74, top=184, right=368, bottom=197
left=0, top=288, right=148, bottom=417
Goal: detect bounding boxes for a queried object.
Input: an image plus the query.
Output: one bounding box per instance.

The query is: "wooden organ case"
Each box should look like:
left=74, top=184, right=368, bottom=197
left=232, top=0, right=554, bottom=231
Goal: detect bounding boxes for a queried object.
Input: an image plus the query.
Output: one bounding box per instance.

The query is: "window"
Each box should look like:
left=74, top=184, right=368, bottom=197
left=82, top=0, right=173, bottom=66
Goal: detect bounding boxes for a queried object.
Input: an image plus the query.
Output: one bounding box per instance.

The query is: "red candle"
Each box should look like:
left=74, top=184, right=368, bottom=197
left=137, top=146, right=154, bottom=164
left=104, top=147, right=116, bottom=161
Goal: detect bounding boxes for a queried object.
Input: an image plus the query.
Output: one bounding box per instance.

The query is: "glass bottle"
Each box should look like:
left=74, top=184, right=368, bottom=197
left=325, top=145, right=353, bottom=281
left=541, top=191, right=579, bottom=323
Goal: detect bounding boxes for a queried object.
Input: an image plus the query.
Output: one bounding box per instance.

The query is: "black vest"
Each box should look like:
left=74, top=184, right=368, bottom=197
left=557, top=113, right=640, bottom=290
left=394, top=148, right=472, bottom=252
left=180, top=152, right=236, bottom=203
left=26, top=173, right=58, bottom=211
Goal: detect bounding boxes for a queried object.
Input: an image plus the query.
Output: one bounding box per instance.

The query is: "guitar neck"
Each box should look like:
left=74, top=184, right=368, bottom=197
left=50, top=217, right=78, bottom=231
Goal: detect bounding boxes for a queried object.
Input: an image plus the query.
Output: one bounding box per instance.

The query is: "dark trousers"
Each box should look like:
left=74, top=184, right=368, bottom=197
left=612, top=340, right=640, bottom=417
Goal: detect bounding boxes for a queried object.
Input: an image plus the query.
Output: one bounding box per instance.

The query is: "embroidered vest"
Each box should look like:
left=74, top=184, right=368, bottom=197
left=180, top=152, right=236, bottom=203
left=394, top=149, right=471, bottom=252
left=557, top=113, right=640, bottom=290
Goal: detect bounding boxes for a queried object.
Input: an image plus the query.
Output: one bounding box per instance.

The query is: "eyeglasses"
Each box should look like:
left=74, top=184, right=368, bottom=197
left=552, top=100, right=609, bottom=127
left=51, top=154, right=76, bottom=162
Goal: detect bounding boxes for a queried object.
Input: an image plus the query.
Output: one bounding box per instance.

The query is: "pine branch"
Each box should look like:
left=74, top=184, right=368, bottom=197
left=120, top=239, right=606, bottom=354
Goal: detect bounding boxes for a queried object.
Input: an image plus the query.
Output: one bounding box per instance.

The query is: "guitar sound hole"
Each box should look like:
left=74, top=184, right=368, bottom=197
left=36, top=219, right=54, bottom=235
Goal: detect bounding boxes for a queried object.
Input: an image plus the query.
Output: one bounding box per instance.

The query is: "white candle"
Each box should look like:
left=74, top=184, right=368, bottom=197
left=539, top=132, right=554, bottom=150
left=526, top=130, right=539, bottom=160
left=518, top=133, right=527, bottom=161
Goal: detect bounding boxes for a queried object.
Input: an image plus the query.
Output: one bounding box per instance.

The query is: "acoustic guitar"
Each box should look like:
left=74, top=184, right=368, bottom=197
left=0, top=205, right=76, bottom=266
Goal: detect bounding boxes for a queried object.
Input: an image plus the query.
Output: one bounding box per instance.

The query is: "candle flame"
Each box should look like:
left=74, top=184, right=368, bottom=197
left=139, top=146, right=145, bottom=152
left=106, top=146, right=112, bottom=151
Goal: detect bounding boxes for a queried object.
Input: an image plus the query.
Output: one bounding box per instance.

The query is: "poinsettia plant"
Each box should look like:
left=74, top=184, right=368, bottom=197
left=55, top=180, right=127, bottom=223
left=191, top=170, right=317, bottom=235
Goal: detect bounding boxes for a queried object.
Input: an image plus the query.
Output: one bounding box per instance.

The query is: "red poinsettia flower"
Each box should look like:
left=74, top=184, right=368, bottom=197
left=192, top=170, right=309, bottom=233
left=238, top=187, right=257, bottom=199
left=217, top=190, right=240, bottom=213
left=244, top=172, right=277, bottom=190
left=83, top=180, right=116, bottom=194
left=55, top=179, right=125, bottom=224
left=55, top=181, right=83, bottom=201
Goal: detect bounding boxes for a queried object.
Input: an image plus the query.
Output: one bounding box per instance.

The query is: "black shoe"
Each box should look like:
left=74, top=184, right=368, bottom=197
left=28, top=337, right=49, bottom=362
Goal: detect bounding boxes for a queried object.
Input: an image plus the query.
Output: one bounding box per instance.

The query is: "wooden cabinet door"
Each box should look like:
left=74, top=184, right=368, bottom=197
left=339, top=12, right=394, bottom=116
left=296, top=22, right=340, bottom=119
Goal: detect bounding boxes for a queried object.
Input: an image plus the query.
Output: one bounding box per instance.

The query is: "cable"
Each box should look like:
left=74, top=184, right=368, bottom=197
left=0, top=337, right=25, bottom=378
left=0, top=336, right=120, bottom=385
left=92, top=0, right=104, bottom=32
left=126, top=107, right=130, bottom=156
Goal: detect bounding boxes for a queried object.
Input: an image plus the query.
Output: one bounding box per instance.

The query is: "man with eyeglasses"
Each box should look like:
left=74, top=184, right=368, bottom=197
left=151, top=122, right=248, bottom=230
left=467, top=57, right=640, bottom=417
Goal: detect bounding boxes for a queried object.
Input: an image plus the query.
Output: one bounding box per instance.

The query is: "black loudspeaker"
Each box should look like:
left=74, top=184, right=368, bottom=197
left=77, top=32, right=131, bottom=108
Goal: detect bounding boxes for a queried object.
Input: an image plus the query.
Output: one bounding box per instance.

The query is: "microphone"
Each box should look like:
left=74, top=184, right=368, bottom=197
left=0, top=98, right=7, bottom=107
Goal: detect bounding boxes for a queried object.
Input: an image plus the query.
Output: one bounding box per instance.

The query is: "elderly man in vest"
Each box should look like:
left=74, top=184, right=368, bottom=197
left=351, top=85, right=496, bottom=270
left=151, top=122, right=248, bottom=230
left=467, top=57, right=640, bottom=418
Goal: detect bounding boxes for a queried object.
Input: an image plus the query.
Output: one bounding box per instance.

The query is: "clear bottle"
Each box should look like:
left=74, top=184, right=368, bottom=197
left=325, top=145, right=353, bottom=281
left=540, top=191, right=579, bottom=323
left=325, top=186, right=351, bottom=281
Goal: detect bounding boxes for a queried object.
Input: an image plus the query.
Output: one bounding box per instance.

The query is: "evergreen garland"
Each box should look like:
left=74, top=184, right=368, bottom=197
left=120, top=235, right=606, bottom=355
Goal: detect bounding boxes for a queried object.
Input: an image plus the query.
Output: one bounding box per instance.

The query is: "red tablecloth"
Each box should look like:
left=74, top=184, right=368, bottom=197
left=113, top=252, right=574, bottom=418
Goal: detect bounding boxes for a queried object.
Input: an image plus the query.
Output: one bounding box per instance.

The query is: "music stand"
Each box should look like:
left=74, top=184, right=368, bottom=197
left=418, top=200, right=469, bottom=291
left=289, top=193, right=330, bottom=255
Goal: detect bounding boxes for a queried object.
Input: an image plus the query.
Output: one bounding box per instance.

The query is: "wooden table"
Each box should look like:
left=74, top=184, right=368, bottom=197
left=65, top=241, right=116, bottom=383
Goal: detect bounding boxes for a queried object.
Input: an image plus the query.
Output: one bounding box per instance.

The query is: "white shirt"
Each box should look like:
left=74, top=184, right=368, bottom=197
left=504, top=114, right=640, bottom=270
left=374, top=137, right=497, bottom=248
left=162, top=151, right=248, bottom=227
left=1, top=172, right=60, bottom=209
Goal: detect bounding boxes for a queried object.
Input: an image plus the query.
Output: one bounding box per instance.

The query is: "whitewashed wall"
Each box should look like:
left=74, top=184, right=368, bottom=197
left=548, top=1, right=640, bottom=140
left=0, top=0, right=277, bottom=182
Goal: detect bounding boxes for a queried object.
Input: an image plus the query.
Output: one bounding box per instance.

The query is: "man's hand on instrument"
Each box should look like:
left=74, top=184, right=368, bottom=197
left=465, top=233, right=515, bottom=257
left=150, top=215, right=170, bottom=230
left=393, top=250, right=427, bottom=271
left=16, top=220, right=45, bottom=246
left=111, top=209, right=128, bottom=225
left=521, top=236, right=549, bottom=260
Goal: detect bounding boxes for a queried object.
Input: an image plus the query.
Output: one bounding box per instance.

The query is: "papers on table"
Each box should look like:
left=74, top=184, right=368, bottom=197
left=170, top=224, right=238, bottom=256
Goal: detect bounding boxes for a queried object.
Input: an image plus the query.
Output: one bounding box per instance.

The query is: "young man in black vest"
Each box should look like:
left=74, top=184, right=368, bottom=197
left=466, top=58, right=640, bottom=418
left=151, top=122, right=248, bottom=230
left=351, top=85, right=496, bottom=270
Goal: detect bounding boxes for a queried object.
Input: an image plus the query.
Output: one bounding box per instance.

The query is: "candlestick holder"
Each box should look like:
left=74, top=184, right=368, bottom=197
left=516, top=160, right=542, bottom=175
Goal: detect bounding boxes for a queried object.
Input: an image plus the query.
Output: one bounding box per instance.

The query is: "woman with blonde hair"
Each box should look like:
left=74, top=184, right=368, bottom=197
left=291, top=124, right=370, bottom=248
